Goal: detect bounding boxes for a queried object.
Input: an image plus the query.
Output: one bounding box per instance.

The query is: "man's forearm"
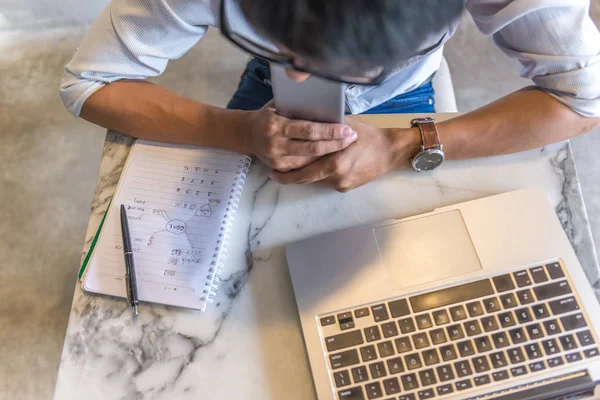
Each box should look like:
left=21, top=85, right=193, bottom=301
left=81, top=81, right=248, bottom=153
left=435, top=88, right=600, bottom=161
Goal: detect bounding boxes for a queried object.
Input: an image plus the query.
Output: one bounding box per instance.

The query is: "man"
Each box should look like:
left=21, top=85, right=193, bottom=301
left=61, top=0, right=600, bottom=192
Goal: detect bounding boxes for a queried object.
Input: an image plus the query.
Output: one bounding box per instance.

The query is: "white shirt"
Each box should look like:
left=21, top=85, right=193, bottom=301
left=60, top=0, right=600, bottom=118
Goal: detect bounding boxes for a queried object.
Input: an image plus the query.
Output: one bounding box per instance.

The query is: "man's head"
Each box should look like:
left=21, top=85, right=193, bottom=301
left=239, top=0, right=466, bottom=82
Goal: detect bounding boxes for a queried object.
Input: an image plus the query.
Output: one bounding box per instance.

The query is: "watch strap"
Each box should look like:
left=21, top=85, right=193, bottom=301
left=411, top=118, right=441, bottom=150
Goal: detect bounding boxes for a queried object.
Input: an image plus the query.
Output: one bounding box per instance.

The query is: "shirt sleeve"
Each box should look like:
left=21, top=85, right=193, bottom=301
left=467, top=0, right=600, bottom=117
left=60, top=0, right=219, bottom=117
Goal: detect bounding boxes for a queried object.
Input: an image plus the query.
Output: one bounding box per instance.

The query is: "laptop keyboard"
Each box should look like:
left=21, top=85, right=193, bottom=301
left=318, top=261, right=600, bottom=399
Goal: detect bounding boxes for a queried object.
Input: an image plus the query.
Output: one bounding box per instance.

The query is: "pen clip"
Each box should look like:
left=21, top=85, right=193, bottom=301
left=125, top=272, right=132, bottom=304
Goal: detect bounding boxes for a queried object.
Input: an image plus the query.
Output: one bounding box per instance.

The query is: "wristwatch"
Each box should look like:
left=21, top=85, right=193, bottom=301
left=410, top=117, right=445, bottom=172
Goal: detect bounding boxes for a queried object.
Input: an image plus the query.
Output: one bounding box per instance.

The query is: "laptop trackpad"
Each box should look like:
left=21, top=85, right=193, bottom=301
left=373, top=210, right=482, bottom=290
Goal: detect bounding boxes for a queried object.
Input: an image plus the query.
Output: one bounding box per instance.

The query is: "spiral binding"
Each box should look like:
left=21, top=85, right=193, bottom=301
left=201, top=155, right=252, bottom=311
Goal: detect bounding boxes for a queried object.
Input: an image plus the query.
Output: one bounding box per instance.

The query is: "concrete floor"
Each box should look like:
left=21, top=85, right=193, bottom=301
left=0, top=5, right=598, bottom=400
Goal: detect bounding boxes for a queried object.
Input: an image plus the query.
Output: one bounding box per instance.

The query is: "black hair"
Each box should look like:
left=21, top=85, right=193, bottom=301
left=240, top=0, right=466, bottom=73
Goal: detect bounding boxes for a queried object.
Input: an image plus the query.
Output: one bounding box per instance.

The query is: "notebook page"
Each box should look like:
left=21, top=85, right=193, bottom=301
left=84, top=140, right=249, bottom=310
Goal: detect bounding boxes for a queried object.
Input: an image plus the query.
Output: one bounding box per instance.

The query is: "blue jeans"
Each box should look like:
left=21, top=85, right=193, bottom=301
left=227, top=58, right=435, bottom=114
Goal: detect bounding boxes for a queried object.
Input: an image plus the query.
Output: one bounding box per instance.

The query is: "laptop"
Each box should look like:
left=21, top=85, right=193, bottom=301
left=286, top=189, right=600, bottom=399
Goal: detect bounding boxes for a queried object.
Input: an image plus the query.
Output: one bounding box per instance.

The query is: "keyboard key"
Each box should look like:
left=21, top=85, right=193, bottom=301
left=542, top=338, right=560, bottom=355
left=560, top=334, right=578, bottom=351
left=534, top=280, right=572, bottom=301
left=513, top=270, right=532, bottom=287
left=509, top=327, right=527, bottom=344
left=371, top=304, right=390, bottom=322
left=369, top=361, right=387, bottom=379
left=334, top=370, right=351, bottom=387
left=338, top=386, right=365, bottom=400
left=412, top=333, right=430, bottom=349
left=326, top=331, right=364, bottom=352
left=530, top=266, right=549, bottom=283
left=405, top=353, right=423, bottom=370
left=364, top=326, right=382, bottom=342
left=429, top=328, right=447, bottom=345
left=422, top=349, right=440, bottom=366
left=360, top=345, right=378, bottom=362
left=484, top=297, right=501, bottom=313
left=377, top=341, right=395, bottom=358
left=454, top=360, right=473, bottom=377
left=410, top=279, right=494, bottom=313
left=455, top=379, right=473, bottom=391
left=330, top=349, right=360, bottom=369
left=525, top=342, right=542, bottom=359
left=415, top=314, right=433, bottom=330
left=419, top=369, right=437, bottom=386
left=499, top=312, right=516, bottom=328
left=526, top=323, right=544, bottom=340
left=543, top=319, right=562, bottom=336
left=515, top=307, right=533, bottom=324
left=473, top=356, right=491, bottom=373
left=398, top=317, right=416, bottom=334
left=354, top=308, right=370, bottom=318
left=565, top=352, right=582, bottom=363
left=490, top=351, right=508, bottom=368
left=467, top=301, right=484, bottom=317
left=450, top=305, right=468, bottom=321
left=481, top=316, right=500, bottom=332
left=549, top=297, right=580, bottom=316
left=492, top=332, right=509, bottom=348
left=417, top=388, right=435, bottom=399
left=475, top=336, right=493, bottom=353
left=432, top=310, right=450, bottom=326
left=401, top=373, right=419, bottom=391
left=320, top=316, right=335, bottom=326
left=500, top=293, right=517, bottom=309
left=584, top=348, right=600, bottom=358
left=436, top=384, right=453, bottom=396
left=399, top=395, right=416, bottom=400
left=351, top=366, right=368, bottom=383
left=493, top=274, right=515, bottom=292
left=383, top=377, right=401, bottom=395
left=529, top=361, right=546, bottom=372
left=381, top=322, right=399, bottom=338
left=548, top=356, right=564, bottom=368
left=510, top=366, right=527, bottom=377
left=338, top=312, right=355, bottom=330
left=577, top=330, right=595, bottom=346
left=386, top=357, right=405, bottom=374
left=532, top=303, right=550, bottom=319
left=464, top=320, right=482, bottom=337
left=492, top=370, right=509, bottom=381
left=365, top=381, right=383, bottom=399
left=388, top=298, right=410, bottom=318
left=440, top=345, right=458, bottom=361
left=395, top=337, right=412, bottom=353
left=546, top=262, right=564, bottom=279
left=457, top=340, right=475, bottom=357
left=561, top=313, right=586, bottom=331
left=474, top=374, right=491, bottom=386
left=447, top=324, right=465, bottom=340
left=436, top=365, right=455, bottom=382
left=516, top=289, right=534, bottom=305
left=508, top=347, right=525, bottom=364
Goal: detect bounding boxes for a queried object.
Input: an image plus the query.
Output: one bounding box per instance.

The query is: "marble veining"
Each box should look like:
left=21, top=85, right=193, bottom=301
left=53, top=131, right=599, bottom=400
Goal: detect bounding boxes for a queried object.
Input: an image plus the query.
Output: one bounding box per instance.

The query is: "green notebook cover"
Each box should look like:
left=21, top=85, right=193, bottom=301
left=78, top=199, right=112, bottom=280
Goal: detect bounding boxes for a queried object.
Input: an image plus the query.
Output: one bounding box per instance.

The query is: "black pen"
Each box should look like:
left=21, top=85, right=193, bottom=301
left=120, top=205, right=139, bottom=315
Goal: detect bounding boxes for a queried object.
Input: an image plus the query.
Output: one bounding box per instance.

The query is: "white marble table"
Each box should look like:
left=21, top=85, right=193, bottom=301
left=53, top=113, right=599, bottom=400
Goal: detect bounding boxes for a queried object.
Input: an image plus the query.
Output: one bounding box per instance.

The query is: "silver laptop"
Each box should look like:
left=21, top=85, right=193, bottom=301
left=286, top=189, right=600, bottom=399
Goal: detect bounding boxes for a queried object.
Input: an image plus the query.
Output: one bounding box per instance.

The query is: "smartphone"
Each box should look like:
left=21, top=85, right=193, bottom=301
left=271, top=64, right=345, bottom=124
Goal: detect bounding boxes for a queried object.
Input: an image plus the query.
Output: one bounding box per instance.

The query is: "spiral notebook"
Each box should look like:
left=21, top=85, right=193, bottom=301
left=81, top=139, right=251, bottom=311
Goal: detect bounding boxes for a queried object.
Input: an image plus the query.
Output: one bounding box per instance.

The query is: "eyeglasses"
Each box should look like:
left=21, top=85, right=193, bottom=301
left=219, top=0, right=391, bottom=85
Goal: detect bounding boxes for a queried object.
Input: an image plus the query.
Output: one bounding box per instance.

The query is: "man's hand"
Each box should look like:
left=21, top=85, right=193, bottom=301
left=242, top=101, right=357, bottom=171
left=270, top=118, right=421, bottom=192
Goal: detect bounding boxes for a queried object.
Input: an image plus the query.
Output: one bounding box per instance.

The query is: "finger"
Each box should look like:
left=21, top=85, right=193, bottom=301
left=272, top=156, right=319, bottom=172
left=270, top=155, right=336, bottom=185
left=283, top=120, right=355, bottom=141
left=263, top=100, right=276, bottom=109
left=283, top=134, right=357, bottom=156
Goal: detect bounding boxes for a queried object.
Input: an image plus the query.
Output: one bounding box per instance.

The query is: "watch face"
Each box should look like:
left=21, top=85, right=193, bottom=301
left=414, top=150, right=444, bottom=171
